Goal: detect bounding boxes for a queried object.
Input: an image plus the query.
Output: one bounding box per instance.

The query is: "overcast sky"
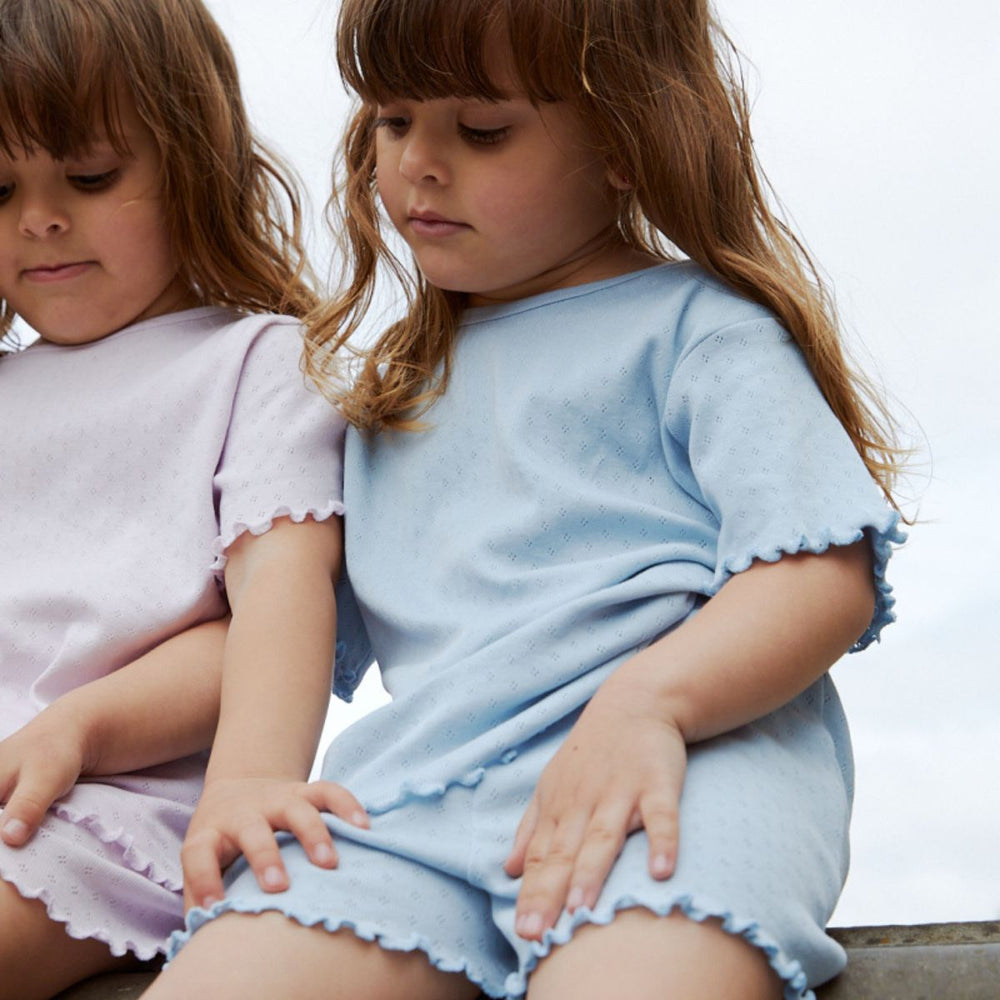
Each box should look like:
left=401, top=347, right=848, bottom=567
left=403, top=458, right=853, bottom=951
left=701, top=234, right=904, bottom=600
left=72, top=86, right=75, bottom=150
left=204, top=0, right=1000, bottom=927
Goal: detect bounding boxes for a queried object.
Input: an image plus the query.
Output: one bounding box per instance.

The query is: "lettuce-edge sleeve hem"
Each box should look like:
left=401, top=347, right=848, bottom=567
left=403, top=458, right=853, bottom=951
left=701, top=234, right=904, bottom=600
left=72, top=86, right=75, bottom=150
left=210, top=501, right=345, bottom=575
left=712, top=509, right=905, bottom=652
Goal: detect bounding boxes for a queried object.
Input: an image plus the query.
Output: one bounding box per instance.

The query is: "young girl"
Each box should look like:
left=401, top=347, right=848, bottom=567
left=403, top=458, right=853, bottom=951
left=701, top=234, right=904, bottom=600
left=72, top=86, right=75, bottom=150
left=0, top=1, right=368, bottom=996
left=158, top=1, right=906, bottom=999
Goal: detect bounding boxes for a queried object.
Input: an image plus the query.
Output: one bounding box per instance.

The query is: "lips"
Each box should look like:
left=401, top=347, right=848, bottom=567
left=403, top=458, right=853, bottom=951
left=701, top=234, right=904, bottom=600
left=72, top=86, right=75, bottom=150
left=21, top=261, right=95, bottom=283
left=408, top=209, right=468, bottom=237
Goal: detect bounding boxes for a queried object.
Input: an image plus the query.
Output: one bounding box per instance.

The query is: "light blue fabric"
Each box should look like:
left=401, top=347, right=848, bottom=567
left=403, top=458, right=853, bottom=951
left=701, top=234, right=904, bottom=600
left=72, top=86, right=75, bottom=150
left=328, top=263, right=901, bottom=812
left=175, top=263, right=903, bottom=998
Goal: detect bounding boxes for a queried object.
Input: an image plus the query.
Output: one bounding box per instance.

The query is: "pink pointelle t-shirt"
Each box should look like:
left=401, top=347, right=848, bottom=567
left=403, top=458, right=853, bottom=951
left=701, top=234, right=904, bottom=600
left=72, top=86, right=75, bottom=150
left=0, top=306, right=345, bottom=958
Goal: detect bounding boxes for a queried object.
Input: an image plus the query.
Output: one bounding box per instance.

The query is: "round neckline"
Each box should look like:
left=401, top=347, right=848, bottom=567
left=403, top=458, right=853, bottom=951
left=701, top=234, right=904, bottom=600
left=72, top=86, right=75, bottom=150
left=461, top=261, right=678, bottom=326
left=24, top=305, right=235, bottom=353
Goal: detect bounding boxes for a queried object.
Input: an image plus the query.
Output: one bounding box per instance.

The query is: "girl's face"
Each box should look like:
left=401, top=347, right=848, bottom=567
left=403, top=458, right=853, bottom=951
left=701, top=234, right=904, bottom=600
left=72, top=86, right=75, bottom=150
left=374, top=92, right=633, bottom=305
left=0, top=96, right=194, bottom=345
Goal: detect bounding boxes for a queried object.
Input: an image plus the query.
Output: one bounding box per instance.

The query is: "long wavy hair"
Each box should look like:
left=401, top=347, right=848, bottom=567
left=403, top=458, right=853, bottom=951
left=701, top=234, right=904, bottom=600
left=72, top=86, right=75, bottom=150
left=312, top=0, right=903, bottom=507
left=0, top=0, right=317, bottom=346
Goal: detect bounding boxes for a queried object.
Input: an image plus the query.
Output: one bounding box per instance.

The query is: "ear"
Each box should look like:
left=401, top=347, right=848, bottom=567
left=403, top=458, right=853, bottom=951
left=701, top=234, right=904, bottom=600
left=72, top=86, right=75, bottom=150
left=606, top=166, right=633, bottom=191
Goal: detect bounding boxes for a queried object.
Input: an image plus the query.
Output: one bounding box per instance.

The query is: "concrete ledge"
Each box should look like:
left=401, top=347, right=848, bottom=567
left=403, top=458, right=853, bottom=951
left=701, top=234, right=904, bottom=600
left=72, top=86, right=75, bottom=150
left=53, top=973, right=156, bottom=1000
left=819, top=921, right=1000, bottom=999
left=52, top=922, right=1000, bottom=998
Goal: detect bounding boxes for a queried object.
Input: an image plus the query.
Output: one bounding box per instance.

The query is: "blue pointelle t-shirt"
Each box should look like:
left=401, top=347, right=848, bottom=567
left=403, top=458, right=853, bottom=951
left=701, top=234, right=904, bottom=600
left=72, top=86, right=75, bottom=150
left=331, top=262, right=902, bottom=813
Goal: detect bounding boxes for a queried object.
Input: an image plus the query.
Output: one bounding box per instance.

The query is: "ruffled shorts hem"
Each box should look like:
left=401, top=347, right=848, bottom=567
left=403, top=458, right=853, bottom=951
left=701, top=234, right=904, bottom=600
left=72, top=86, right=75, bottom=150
left=513, top=895, right=817, bottom=1000
left=171, top=892, right=823, bottom=1000
left=0, top=806, right=186, bottom=960
left=0, top=873, right=162, bottom=961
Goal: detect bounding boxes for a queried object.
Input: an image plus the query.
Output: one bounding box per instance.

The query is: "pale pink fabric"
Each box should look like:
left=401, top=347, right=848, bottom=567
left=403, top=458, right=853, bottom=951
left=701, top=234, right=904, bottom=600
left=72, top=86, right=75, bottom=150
left=0, top=307, right=345, bottom=957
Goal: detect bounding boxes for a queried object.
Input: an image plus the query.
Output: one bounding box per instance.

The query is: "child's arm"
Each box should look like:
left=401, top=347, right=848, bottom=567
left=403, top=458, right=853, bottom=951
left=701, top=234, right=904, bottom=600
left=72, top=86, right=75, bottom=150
left=505, top=539, right=875, bottom=939
left=180, top=515, right=368, bottom=911
left=0, top=618, right=227, bottom=847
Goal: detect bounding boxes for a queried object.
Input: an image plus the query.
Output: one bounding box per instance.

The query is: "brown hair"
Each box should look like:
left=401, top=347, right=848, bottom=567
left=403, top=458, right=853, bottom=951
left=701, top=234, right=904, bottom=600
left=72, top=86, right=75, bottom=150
left=312, top=0, right=903, bottom=507
left=0, top=0, right=317, bottom=344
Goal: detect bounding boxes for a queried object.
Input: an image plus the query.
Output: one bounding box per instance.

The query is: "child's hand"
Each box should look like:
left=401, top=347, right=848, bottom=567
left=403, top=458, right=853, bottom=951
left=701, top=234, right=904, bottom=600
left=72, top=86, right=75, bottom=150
left=0, top=708, right=87, bottom=847
left=181, top=777, right=370, bottom=911
left=503, top=675, right=687, bottom=940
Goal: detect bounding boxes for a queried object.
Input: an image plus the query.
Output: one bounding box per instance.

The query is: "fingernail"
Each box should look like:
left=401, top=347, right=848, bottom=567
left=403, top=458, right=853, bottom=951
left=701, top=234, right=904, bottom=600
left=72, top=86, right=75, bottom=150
left=2, top=819, right=28, bottom=843
left=262, top=866, right=286, bottom=889
left=651, top=854, right=673, bottom=877
left=313, top=843, right=335, bottom=865
left=201, top=895, right=222, bottom=909
left=567, top=886, right=585, bottom=911
left=516, top=912, right=544, bottom=938
left=351, top=811, right=369, bottom=828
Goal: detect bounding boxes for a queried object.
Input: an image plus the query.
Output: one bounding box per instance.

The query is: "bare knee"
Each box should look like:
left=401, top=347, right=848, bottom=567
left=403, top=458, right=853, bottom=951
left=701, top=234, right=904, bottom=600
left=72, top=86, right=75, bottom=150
left=528, top=908, right=782, bottom=1000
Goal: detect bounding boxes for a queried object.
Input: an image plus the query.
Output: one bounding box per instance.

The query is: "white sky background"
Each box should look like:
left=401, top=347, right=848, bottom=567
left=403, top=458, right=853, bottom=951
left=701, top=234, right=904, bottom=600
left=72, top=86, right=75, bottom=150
left=204, top=0, right=1000, bottom=927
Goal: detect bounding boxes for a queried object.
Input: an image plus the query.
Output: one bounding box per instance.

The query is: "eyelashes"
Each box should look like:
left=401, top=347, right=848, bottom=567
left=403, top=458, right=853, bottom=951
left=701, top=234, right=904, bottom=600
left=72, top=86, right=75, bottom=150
left=68, top=169, right=121, bottom=192
left=0, top=169, right=121, bottom=205
left=373, top=117, right=510, bottom=147
left=458, top=125, right=509, bottom=146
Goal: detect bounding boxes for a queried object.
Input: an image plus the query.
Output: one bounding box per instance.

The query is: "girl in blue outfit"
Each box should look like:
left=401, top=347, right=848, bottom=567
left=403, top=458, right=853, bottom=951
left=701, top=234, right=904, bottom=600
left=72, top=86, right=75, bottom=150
left=157, top=1, right=906, bottom=998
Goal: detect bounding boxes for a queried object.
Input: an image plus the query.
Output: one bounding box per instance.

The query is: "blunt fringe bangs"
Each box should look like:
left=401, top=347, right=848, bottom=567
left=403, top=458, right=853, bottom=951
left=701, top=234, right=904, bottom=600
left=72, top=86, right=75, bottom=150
left=0, top=0, right=316, bottom=345
left=0, top=3, right=131, bottom=160
left=338, top=0, right=591, bottom=106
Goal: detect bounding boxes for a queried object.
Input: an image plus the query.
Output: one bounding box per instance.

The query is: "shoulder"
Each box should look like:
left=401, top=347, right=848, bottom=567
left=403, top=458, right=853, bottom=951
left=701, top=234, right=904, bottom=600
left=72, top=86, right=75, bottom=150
left=210, top=310, right=306, bottom=351
left=181, top=309, right=309, bottom=376
left=571, top=262, right=790, bottom=375
left=624, top=263, right=781, bottom=347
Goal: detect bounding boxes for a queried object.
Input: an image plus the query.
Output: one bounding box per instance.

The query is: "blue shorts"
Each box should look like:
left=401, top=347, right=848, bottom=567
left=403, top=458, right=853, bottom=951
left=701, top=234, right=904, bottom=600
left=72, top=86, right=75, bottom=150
left=170, top=678, right=851, bottom=1000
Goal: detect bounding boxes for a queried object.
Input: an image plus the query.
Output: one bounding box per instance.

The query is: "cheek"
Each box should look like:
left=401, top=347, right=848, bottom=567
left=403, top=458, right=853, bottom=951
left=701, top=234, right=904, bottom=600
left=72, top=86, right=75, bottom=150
left=477, top=172, right=550, bottom=228
left=374, top=142, right=398, bottom=194
left=113, top=205, right=179, bottom=282
left=374, top=169, right=402, bottom=220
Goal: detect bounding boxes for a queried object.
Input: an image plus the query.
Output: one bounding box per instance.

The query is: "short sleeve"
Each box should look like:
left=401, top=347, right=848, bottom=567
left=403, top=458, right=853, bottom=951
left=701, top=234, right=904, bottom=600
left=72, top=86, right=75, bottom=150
left=332, top=567, right=375, bottom=702
left=663, top=317, right=904, bottom=649
left=211, top=319, right=346, bottom=571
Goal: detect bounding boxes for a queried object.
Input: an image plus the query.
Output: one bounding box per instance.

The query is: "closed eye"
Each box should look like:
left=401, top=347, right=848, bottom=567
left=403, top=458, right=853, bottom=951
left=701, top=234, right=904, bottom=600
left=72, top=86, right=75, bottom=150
left=459, top=125, right=509, bottom=146
left=68, top=169, right=120, bottom=192
left=373, top=116, right=409, bottom=138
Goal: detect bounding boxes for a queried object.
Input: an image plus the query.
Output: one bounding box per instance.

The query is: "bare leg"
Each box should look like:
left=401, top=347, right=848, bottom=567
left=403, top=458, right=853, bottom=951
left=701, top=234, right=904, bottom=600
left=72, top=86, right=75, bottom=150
left=144, top=910, right=482, bottom=1000
left=0, top=878, right=138, bottom=1000
left=528, top=908, right=782, bottom=1000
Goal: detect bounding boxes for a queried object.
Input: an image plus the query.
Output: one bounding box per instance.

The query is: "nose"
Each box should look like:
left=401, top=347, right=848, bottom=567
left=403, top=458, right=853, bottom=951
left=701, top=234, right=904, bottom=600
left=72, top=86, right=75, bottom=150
left=398, top=126, right=451, bottom=185
left=18, top=191, right=70, bottom=238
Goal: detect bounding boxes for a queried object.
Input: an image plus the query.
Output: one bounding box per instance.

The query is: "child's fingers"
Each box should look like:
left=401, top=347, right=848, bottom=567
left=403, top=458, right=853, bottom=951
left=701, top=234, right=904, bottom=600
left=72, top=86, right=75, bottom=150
left=562, top=800, right=634, bottom=914
left=0, top=762, right=76, bottom=847
left=639, top=790, right=680, bottom=880
left=513, top=811, right=588, bottom=940
left=265, top=781, right=368, bottom=869
left=180, top=828, right=230, bottom=910
left=232, top=817, right=292, bottom=895
left=0, top=794, right=44, bottom=846
left=303, top=780, right=370, bottom=829
left=503, top=796, right=539, bottom=877
left=283, top=781, right=369, bottom=868
left=281, top=797, right=340, bottom=869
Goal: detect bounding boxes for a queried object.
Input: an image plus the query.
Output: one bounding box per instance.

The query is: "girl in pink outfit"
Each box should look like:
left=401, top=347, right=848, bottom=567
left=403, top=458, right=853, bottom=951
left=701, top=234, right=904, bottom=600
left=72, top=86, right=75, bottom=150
left=0, top=1, right=367, bottom=996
